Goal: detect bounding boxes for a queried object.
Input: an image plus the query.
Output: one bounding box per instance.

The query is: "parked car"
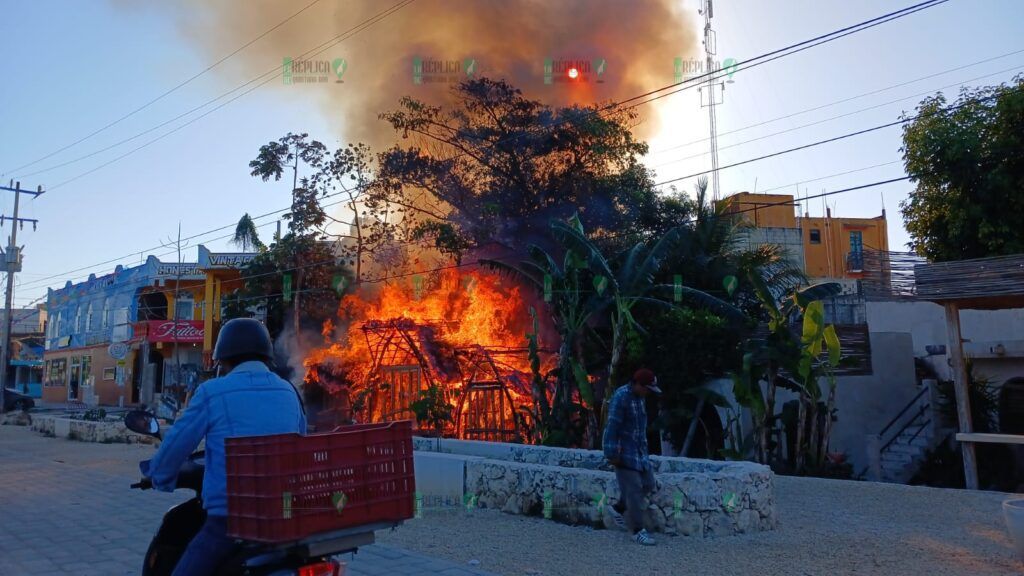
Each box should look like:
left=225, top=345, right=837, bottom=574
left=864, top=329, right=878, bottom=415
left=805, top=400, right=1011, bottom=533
left=3, top=388, right=35, bottom=412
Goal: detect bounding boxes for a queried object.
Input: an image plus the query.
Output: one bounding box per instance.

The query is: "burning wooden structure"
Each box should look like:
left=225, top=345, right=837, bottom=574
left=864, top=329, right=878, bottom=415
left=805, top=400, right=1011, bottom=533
left=303, top=269, right=550, bottom=442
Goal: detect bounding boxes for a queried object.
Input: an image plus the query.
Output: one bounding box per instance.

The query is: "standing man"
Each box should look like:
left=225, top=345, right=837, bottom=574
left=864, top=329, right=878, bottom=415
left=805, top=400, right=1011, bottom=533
left=603, top=368, right=662, bottom=546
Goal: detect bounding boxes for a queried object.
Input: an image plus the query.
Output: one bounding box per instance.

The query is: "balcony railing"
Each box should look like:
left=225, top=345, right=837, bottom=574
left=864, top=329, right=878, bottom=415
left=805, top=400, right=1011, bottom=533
left=846, top=251, right=864, bottom=273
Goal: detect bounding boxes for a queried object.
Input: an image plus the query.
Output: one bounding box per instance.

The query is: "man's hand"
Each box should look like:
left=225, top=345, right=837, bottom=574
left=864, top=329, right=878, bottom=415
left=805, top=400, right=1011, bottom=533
left=607, top=455, right=623, bottom=467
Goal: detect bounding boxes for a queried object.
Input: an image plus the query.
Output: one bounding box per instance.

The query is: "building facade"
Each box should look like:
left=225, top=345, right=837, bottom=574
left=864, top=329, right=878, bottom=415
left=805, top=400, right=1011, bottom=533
left=43, top=246, right=256, bottom=407
left=722, top=191, right=889, bottom=282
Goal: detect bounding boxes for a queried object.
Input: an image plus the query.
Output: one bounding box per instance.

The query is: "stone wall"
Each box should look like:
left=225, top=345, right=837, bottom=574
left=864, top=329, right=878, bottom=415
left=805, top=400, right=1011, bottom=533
left=414, top=437, right=776, bottom=537
left=31, top=415, right=155, bottom=444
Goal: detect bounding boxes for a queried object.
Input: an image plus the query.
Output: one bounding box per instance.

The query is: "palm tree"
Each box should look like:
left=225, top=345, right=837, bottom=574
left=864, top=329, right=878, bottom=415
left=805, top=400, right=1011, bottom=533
left=550, top=215, right=745, bottom=427
left=231, top=213, right=264, bottom=252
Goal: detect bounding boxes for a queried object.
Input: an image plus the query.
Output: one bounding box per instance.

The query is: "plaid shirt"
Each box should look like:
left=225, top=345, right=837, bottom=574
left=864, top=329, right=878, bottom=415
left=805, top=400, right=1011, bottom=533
left=602, top=384, right=650, bottom=471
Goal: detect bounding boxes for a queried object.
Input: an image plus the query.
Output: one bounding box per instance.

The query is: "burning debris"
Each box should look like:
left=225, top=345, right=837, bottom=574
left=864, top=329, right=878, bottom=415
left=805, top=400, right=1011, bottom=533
left=304, top=269, right=555, bottom=440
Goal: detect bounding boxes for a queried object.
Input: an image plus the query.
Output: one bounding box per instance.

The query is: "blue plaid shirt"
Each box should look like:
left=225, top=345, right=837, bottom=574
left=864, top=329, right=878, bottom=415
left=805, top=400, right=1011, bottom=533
left=603, top=384, right=650, bottom=471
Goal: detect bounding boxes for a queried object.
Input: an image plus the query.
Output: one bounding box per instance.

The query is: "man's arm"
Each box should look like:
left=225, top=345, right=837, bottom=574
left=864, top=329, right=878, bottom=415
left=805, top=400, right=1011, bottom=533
left=603, top=391, right=624, bottom=462
left=142, top=386, right=209, bottom=491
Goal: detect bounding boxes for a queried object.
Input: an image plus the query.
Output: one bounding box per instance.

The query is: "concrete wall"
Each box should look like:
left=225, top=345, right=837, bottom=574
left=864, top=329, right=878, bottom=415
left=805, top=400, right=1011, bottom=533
left=830, top=332, right=918, bottom=474
left=866, top=301, right=1024, bottom=385
left=412, top=437, right=777, bottom=537
left=763, top=331, right=918, bottom=474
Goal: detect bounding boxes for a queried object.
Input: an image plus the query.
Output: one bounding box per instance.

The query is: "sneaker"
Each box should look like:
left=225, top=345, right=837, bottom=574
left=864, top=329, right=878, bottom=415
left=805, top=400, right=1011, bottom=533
left=634, top=529, right=656, bottom=546
left=607, top=505, right=627, bottom=530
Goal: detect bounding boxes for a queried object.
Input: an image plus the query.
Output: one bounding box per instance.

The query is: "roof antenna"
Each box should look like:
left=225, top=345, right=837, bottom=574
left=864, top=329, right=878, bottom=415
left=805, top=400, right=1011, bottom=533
left=880, top=190, right=887, bottom=218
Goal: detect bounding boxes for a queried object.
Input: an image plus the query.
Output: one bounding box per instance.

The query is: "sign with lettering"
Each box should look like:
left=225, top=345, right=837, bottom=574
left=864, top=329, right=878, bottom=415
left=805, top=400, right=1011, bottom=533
left=206, top=253, right=256, bottom=269
left=140, top=320, right=205, bottom=343
left=156, top=263, right=204, bottom=279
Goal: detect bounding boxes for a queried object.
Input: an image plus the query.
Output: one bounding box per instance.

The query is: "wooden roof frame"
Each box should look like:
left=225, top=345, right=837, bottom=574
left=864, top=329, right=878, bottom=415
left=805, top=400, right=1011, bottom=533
left=915, top=253, right=1024, bottom=489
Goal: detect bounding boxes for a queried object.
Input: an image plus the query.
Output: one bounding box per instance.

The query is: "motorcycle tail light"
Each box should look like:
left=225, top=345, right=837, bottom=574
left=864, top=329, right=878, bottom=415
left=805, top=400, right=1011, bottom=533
left=297, top=560, right=341, bottom=576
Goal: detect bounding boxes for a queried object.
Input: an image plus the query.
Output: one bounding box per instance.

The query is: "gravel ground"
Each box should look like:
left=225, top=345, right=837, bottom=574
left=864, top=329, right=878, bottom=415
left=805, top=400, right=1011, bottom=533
left=3, top=424, right=1017, bottom=576
left=377, top=475, right=1022, bottom=576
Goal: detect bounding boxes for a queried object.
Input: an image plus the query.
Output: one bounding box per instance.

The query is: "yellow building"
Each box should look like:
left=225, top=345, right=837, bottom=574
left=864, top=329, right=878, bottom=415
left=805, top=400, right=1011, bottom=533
left=799, top=211, right=889, bottom=279
left=722, top=192, right=889, bottom=280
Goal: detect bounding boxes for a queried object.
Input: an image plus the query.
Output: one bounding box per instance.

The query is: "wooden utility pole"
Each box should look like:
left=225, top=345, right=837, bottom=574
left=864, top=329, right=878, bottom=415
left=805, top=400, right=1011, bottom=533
left=0, top=181, right=43, bottom=412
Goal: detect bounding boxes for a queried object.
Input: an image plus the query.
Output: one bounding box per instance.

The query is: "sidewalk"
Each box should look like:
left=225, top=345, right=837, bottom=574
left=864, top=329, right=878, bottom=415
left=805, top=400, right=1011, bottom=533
left=0, top=425, right=498, bottom=575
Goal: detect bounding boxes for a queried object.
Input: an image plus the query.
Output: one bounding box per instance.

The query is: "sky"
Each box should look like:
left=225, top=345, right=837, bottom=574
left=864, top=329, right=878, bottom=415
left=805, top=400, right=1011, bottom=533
left=1, top=0, right=1022, bottom=307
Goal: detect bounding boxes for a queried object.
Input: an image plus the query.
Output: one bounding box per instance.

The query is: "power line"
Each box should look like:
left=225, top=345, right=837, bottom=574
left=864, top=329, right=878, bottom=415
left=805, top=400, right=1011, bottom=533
left=648, top=46, right=1024, bottom=157
left=19, top=0, right=943, bottom=292
left=16, top=189, right=364, bottom=293
left=649, top=63, right=1024, bottom=171
left=20, top=0, right=417, bottom=185
left=652, top=92, right=999, bottom=188
left=41, top=174, right=913, bottom=308
left=609, top=0, right=949, bottom=114
left=2, top=0, right=326, bottom=177
left=42, top=0, right=929, bottom=189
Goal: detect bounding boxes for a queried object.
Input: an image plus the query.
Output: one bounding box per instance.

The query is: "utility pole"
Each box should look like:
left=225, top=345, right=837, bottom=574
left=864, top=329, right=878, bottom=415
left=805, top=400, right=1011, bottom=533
left=699, top=0, right=725, bottom=202
left=0, top=180, right=43, bottom=412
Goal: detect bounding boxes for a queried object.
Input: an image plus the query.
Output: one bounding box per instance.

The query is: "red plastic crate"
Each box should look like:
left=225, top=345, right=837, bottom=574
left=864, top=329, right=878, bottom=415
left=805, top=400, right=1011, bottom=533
left=226, top=420, right=415, bottom=544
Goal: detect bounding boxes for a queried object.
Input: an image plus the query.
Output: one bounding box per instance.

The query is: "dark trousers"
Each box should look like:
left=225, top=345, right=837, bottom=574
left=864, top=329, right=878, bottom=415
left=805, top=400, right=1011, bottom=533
left=172, top=515, right=238, bottom=576
left=614, top=466, right=657, bottom=533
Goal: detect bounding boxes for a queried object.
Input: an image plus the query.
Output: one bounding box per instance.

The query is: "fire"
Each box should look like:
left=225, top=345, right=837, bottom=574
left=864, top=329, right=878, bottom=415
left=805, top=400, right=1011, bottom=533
left=304, top=269, right=551, bottom=440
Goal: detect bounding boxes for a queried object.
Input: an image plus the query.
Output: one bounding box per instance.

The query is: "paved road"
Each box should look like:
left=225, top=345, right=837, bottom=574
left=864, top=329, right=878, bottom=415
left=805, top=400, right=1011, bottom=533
left=0, top=425, right=497, bottom=576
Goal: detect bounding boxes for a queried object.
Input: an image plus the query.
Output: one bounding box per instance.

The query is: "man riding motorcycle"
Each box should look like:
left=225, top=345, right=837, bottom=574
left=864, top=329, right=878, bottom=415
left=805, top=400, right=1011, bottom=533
left=142, top=318, right=306, bottom=576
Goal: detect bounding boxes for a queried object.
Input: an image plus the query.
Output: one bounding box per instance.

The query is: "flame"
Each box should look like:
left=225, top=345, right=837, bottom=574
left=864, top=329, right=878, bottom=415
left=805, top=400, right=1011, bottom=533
left=304, top=269, right=550, bottom=436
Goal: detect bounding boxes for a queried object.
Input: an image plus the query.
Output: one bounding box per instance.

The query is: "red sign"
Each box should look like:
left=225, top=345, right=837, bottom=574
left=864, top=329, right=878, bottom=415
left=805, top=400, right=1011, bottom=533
left=140, top=320, right=205, bottom=343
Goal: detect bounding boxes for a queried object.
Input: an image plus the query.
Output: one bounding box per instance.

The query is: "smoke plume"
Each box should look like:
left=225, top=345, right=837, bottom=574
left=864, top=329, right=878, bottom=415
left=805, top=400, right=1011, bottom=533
left=172, top=0, right=698, bottom=149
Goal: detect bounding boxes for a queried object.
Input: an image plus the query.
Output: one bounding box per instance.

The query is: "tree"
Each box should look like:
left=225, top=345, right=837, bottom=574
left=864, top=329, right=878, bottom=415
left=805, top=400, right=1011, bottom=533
left=900, top=76, right=1024, bottom=261
left=231, top=213, right=264, bottom=252
left=249, top=133, right=330, bottom=341
left=372, top=77, right=691, bottom=260
left=309, top=142, right=399, bottom=283
left=221, top=233, right=348, bottom=341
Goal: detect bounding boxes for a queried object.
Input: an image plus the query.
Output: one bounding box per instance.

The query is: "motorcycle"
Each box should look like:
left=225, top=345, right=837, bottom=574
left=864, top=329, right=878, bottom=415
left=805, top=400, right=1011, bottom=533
left=125, top=410, right=375, bottom=576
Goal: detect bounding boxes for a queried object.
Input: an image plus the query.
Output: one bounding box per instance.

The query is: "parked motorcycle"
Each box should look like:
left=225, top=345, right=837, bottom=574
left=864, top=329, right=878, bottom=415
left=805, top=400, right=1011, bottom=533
left=125, top=410, right=374, bottom=576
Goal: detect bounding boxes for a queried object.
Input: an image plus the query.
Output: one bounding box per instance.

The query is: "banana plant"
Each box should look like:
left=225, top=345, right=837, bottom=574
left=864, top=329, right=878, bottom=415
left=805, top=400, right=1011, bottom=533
left=733, top=276, right=842, bottom=465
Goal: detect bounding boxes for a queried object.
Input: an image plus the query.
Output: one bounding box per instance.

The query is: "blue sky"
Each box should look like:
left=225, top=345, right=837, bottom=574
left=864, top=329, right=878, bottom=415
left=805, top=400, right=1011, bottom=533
left=1, top=0, right=1022, bottom=306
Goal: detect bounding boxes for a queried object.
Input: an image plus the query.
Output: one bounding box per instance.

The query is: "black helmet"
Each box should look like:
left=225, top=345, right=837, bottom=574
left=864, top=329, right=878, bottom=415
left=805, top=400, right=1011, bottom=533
left=213, top=318, right=274, bottom=362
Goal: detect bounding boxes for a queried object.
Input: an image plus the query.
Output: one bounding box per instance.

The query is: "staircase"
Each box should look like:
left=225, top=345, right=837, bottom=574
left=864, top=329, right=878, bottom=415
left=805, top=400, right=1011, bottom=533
left=866, top=381, right=950, bottom=483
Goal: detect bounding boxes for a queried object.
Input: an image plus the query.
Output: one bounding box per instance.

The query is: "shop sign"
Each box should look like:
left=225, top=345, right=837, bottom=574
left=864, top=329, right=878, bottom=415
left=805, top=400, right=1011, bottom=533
left=108, top=342, right=129, bottom=360
left=142, top=320, right=205, bottom=344
left=206, top=253, right=256, bottom=269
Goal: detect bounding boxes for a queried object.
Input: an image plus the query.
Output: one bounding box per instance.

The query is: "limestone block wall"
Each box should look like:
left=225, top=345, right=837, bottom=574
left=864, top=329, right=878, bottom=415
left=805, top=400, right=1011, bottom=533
left=31, top=415, right=155, bottom=444
left=413, top=437, right=776, bottom=537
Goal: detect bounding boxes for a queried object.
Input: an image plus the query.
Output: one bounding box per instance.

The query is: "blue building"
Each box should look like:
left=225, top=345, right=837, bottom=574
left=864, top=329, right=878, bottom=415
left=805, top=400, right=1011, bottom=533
left=42, top=246, right=255, bottom=406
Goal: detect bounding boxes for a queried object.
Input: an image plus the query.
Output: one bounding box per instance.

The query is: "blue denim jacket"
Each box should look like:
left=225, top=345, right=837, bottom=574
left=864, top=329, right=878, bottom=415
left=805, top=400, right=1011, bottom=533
left=602, top=384, right=650, bottom=472
left=142, top=361, right=307, bottom=516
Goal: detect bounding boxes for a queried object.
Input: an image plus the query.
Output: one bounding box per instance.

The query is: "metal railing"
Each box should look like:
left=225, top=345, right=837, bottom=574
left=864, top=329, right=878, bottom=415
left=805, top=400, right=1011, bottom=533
left=876, top=383, right=933, bottom=455
left=846, top=251, right=864, bottom=272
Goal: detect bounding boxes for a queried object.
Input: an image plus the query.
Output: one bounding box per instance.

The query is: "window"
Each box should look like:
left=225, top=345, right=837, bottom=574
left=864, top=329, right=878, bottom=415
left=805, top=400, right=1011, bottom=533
left=81, top=355, right=92, bottom=380
left=102, top=298, right=110, bottom=328
left=47, top=358, right=67, bottom=386
left=103, top=367, right=116, bottom=381
left=86, top=303, right=94, bottom=332
left=849, top=230, right=864, bottom=254
left=809, top=229, right=822, bottom=244
left=175, top=295, right=194, bottom=321
left=74, top=307, right=83, bottom=334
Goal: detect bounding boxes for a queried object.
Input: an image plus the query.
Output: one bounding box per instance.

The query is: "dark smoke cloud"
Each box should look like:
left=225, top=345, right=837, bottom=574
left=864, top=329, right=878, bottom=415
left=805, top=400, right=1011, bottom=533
left=171, top=0, right=698, bottom=149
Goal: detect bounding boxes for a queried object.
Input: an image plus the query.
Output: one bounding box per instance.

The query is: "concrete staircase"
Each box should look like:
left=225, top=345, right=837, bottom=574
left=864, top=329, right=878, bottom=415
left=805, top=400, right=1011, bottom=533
left=866, top=380, right=949, bottom=483
left=879, top=421, right=941, bottom=482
